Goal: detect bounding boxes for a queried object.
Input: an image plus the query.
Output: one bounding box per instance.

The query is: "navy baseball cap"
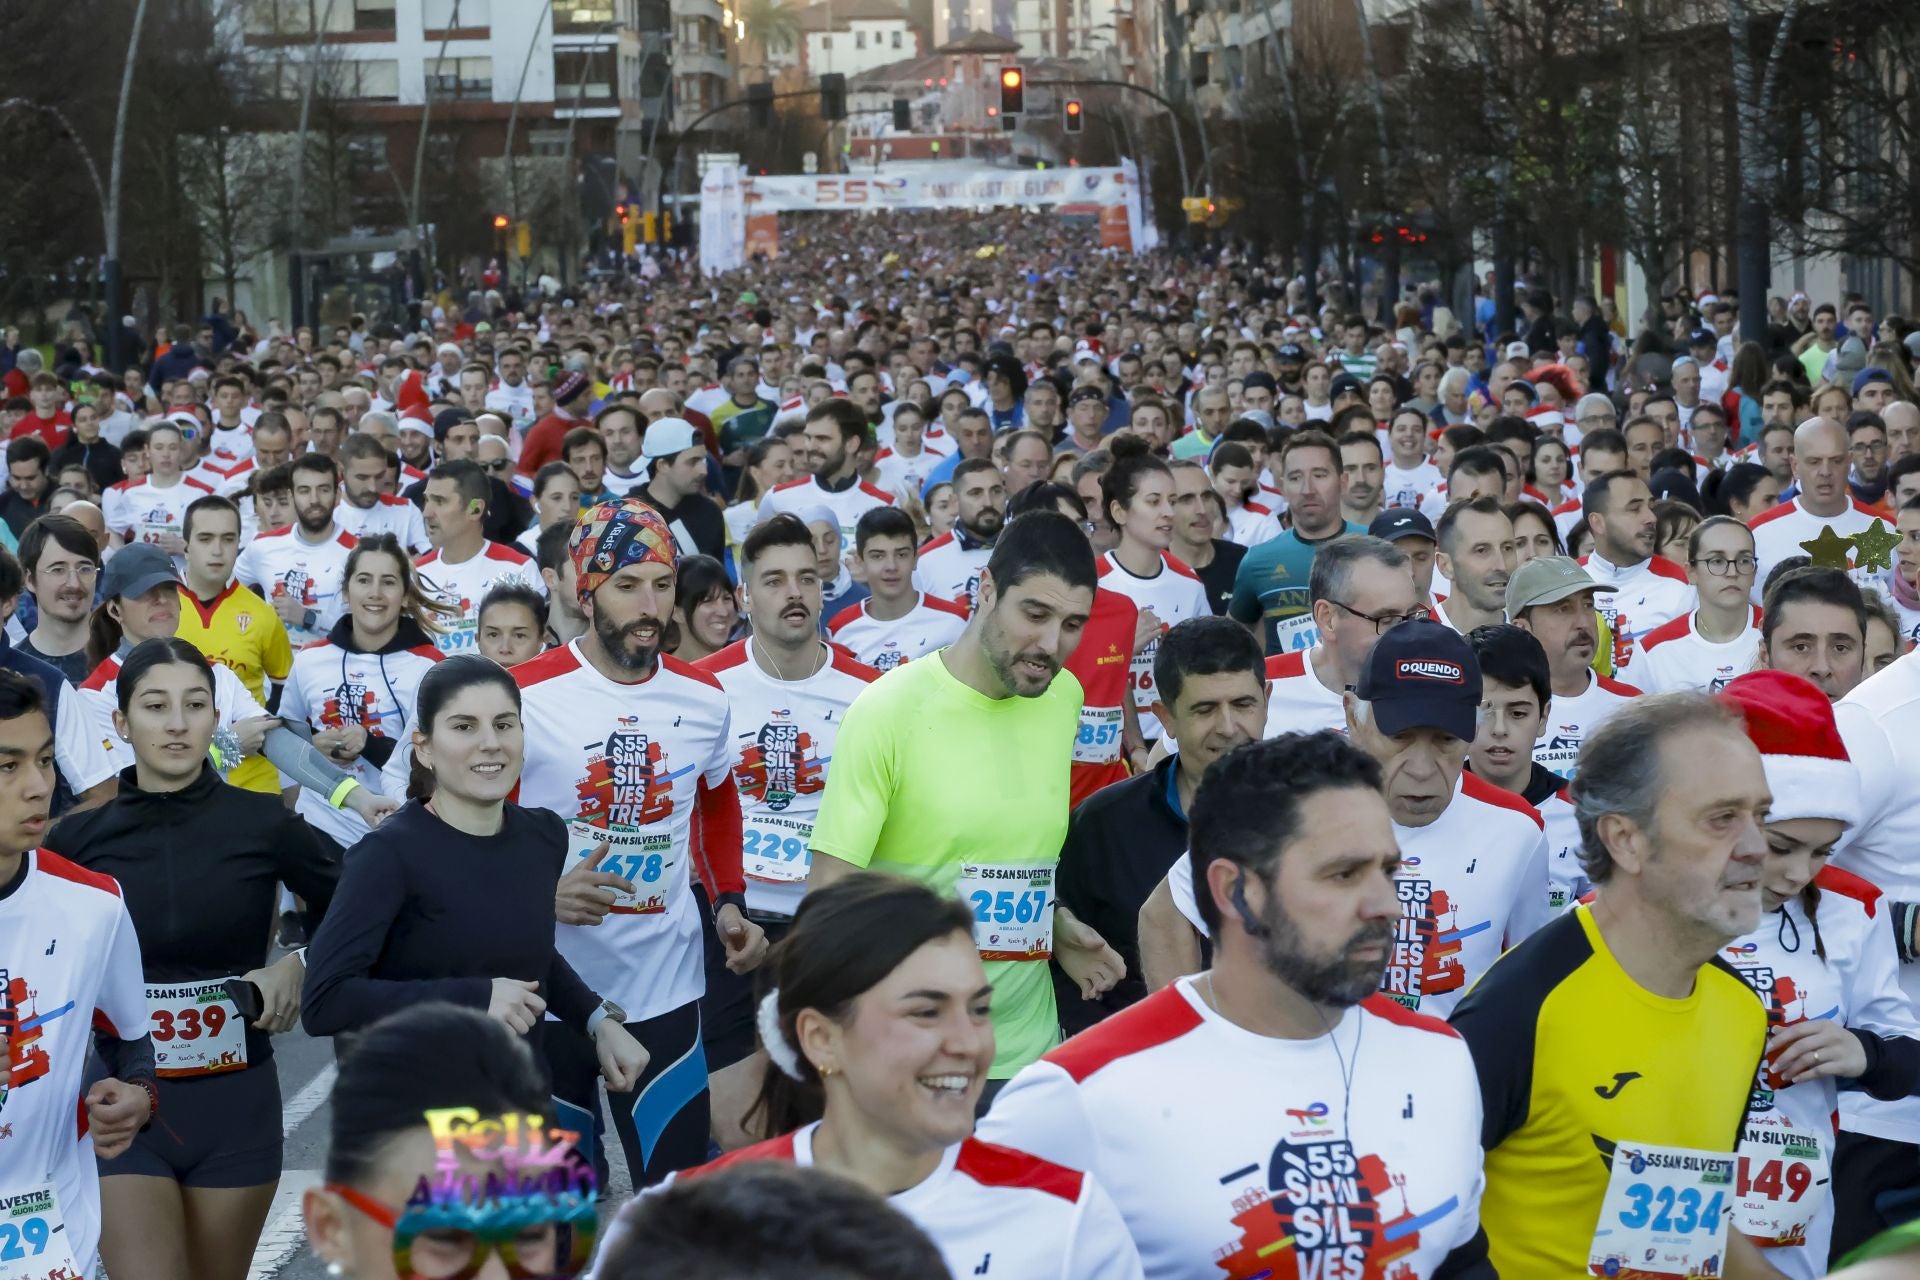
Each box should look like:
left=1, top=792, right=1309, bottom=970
left=1369, top=507, right=1435, bottom=545
left=1276, top=342, right=1306, bottom=361
left=1355, top=618, right=1482, bottom=743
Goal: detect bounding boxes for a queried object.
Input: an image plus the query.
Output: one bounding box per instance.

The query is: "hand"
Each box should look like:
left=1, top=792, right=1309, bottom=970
left=240, top=951, right=305, bottom=1034
left=154, top=532, right=186, bottom=556
left=594, top=1020, right=650, bottom=1092
left=346, top=788, right=400, bottom=827
left=314, top=723, right=367, bottom=762
left=487, top=978, right=546, bottom=1035
left=234, top=715, right=280, bottom=757
left=1133, top=607, right=1163, bottom=653
left=555, top=847, right=633, bottom=926
left=716, top=903, right=768, bottom=974
left=1766, top=1019, right=1867, bottom=1087
left=85, top=1078, right=151, bottom=1159
left=1054, top=905, right=1125, bottom=1000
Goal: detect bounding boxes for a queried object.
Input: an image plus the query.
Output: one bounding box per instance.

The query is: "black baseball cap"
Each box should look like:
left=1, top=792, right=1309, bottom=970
left=1329, top=372, right=1364, bottom=401
left=1242, top=370, right=1277, bottom=393
left=1276, top=342, right=1306, bottom=361
left=1355, top=618, right=1482, bottom=743
left=1688, top=328, right=1717, bottom=348
left=1368, top=507, right=1436, bottom=545
left=1067, top=384, right=1108, bottom=408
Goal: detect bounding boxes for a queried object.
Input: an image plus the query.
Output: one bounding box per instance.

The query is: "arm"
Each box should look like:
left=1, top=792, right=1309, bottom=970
left=272, top=809, right=343, bottom=931
left=53, top=688, right=119, bottom=812
left=1726, top=1230, right=1787, bottom=1279
left=544, top=948, right=601, bottom=1033
left=300, top=843, right=490, bottom=1036
left=1137, top=875, right=1202, bottom=993
left=805, top=695, right=894, bottom=884
left=88, top=892, right=157, bottom=1156
left=806, top=849, right=861, bottom=892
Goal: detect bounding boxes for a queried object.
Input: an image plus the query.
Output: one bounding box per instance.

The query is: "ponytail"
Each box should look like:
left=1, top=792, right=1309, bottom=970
left=85, top=600, right=124, bottom=673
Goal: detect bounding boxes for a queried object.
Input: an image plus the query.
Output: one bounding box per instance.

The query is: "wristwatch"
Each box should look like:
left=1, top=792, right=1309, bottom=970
left=587, top=998, right=628, bottom=1035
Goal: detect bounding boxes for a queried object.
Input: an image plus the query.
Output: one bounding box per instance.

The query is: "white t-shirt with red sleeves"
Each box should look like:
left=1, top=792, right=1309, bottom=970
left=206, top=421, right=254, bottom=464
left=1383, top=459, right=1445, bottom=511
left=0, top=851, right=150, bottom=1280
left=279, top=634, right=441, bottom=847
left=1224, top=501, right=1283, bottom=548
left=915, top=531, right=992, bottom=613
left=977, top=980, right=1488, bottom=1280
left=826, top=593, right=968, bottom=671
left=335, top=494, right=431, bottom=556
left=1720, top=868, right=1918, bottom=1279
left=755, top=474, right=896, bottom=549
left=1748, top=496, right=1891, bottom=605
left=631, top=1124, right=1144, bottom=1280
left=872, top=439, right=952, bottom=498
left=415, top=540, right=546, bottom=655
left=1579, top=551, right=1698, bottom=675
left=1539, top=786, right=1585, bottom=912
left=105, top=474, right=216, bottom=551
left=1630, top=606, right=1762, bottom=693
left=695, top=640, right=878, bottom=918
left=198, top=454, right=256, bottom=497
left=1532, top=671, right=1641, bottom=779
left=1260, top=648, right=1348, bottom=739
left=1097, top=550, right=1212, bottom=741
left=512, top=642, right=734, bottom=1020
left=233, top=524, right=356, bottom=648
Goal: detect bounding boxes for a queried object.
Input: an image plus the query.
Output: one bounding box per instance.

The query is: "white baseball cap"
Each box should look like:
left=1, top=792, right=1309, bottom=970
left=642, top=417, right=701, bottom=459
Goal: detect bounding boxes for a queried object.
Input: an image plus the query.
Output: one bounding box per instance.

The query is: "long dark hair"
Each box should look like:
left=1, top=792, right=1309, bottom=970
left=405, top=653, right=522, bottom=802
left=746, top=874, right=976, bottom=1140
left=1099, top=432, right=1172, bottom=530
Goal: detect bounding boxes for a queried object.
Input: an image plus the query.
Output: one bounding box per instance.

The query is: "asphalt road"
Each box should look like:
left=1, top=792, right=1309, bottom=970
left=247, top=1013, right=636, bottom=1279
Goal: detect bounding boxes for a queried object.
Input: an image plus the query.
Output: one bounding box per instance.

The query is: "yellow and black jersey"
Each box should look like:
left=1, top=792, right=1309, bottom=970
left=1449, top=903, right=1766, bottom=1277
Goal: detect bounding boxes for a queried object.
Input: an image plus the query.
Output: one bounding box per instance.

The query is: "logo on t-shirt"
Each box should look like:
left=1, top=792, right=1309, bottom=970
left=1382, top=863, right=1481, bottom=1009
left=735, top=720, right=825, bottom=810
left=323, top=681, right=384, bottom=735
left=271, top=570, right=318, bottom=607
left=576, top=730, right=674, bottom=827
left=1, top=970, right=63, bottom=1106
left=1220, top=1137, right=1446, bottom=1277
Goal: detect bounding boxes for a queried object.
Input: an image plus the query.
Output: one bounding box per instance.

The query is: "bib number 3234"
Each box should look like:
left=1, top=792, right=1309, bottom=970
left=1589, top=1141, right=1735, bottom=1280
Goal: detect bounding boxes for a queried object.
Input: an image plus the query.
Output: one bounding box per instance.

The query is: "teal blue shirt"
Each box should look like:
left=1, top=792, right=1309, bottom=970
left=1227, top=521, right=1366, bottom=654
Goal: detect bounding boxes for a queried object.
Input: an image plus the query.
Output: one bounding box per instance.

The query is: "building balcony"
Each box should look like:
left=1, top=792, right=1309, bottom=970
left=675, top=49, right=732, bottom=79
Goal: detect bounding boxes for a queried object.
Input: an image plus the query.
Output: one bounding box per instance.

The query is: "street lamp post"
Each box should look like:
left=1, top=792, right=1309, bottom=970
left=106, top=0, right=152, bottom=372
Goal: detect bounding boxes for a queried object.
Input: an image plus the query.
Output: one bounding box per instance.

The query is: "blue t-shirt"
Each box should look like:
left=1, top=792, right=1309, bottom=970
left=1227, top=521, right=1367, bottom=654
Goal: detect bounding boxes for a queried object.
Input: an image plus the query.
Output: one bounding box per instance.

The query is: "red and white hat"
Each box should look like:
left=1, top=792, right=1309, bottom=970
left=1716, top=670, right=1859, bottom=827
left=1526, top=406, right=1565, bottom=433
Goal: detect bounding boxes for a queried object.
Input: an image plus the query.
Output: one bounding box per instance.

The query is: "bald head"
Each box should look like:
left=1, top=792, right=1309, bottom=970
left=61, top=500, right=107, bottom=550
left=1882, top=400, right=1919, bottom=462
left=1794, top=415, right=1851, bottom=515
left=638, top=388, right=680, bottom=422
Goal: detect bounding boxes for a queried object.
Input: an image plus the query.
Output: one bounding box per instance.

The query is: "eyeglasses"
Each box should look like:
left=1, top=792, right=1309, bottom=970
left=1327, top=599, right=1432, bottom=634
left=1691, top=554, right=1757, bottom=576
left=1850, top=440, right=1888, bottom=456
left=480, top=459, right=512, bottom=473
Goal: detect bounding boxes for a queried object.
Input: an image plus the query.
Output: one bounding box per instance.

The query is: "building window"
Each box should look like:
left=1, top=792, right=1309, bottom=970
left=855, top=30, right=866, bottom=48
left=423, top=0, right=488, bottom=27
left=891, top=29, right=901, bottom=46
left=1040, top=31, right=1050, bottom=51
left=821, top=34, right=832, bottom=48
left=426, top=55, right=492, bottom=99
left=554, top=49, right=616, bottom=101
left=556, top=2, right=616, bottom=33
left=353, top=0, right=396, bottom=31
left=331, top=57, right=399, bottom=100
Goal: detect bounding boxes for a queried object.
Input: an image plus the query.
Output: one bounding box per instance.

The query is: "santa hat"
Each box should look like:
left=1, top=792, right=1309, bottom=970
left=1716, top=670, right=1859, bottom=827
left=394, top=369, right=430, bottom=416
left=398, top=403, right=434, bottom=433
left=1525, top=406, right=1565, bottom=433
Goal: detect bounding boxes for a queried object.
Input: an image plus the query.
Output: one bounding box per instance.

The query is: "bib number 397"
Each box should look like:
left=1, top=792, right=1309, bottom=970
left=959, top=863, right=1053, bottom=962
left=0, top=1184, right=80, bottom=1280
left=1589, top=1141, right=1735, bottom=1280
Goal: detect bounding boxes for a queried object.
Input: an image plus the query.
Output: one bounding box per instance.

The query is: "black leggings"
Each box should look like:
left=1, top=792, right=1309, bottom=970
left=541, top=1001, right=709, bottom=1188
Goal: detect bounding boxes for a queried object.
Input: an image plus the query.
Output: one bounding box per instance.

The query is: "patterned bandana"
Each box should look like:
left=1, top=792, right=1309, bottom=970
left=569, top=497, right=676, bottom=605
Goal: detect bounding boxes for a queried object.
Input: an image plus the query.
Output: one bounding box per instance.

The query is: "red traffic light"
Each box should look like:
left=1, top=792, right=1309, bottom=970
left=491, top=214, right=510, bottom=229
left=1065, top=100, right=1081, bottom=116
left=615, top=202, right=630, bottom=224
left=1000, top=68, right=1023, bottom=89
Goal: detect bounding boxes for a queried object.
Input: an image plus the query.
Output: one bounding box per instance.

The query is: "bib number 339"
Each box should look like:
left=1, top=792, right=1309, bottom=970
left=1589, top=1141, right=1735, bottom=1280
left=959, top=863, right=1053, bottom=962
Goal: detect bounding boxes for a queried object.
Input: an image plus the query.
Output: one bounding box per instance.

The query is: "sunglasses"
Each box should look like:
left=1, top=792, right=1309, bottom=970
left=480, top=459, right=513, bottom=473
left=329, top=1182, right=597, bottom=1280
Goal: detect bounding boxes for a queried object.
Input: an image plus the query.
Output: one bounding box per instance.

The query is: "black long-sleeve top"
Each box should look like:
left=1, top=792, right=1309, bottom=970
left=301, top=800, right=599, bottom=1037
left=46, top=762, right=340, bottom=1068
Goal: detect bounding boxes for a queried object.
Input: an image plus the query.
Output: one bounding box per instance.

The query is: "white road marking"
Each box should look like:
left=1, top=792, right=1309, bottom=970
left=282, top=1063, right=335, bottom=1138
left=246, top=1170, right=321, bottom=1280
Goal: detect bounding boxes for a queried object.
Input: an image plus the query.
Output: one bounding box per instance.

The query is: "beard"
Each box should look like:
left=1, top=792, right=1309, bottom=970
left=963, top=506, right=1005, bottom=541
left=593, top=606, right=662, bottom=673
left=1254, top=896, right=1395, bottom=1008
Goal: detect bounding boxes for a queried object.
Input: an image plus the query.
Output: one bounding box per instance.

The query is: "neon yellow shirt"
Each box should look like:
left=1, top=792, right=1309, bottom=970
left=810, top=649, right=1083, bottom=1077
left=177, top=582, right=294, bottom=793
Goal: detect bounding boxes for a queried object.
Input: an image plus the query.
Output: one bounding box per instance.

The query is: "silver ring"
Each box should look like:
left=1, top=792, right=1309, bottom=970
left=1814, top=1050, right=1822, bottom=1065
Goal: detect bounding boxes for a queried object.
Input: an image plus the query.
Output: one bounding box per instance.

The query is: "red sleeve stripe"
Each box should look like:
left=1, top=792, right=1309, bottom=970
left=1361, top=993, right=1463, bottom=1039
left=1460, top=771, right=1545, bottom=829
left=954, top=1138, right=1084, bottom=1203
left=1044, top=985, right=1204, bottom=1082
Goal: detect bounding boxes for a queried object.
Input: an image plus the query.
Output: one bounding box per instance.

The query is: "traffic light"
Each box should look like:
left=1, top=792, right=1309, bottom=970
left=491, top=214, right=509, bottom=229
left=491, top=213, right=509, bottom=249
left=748, top=82, right=773, bottom=129
left=999, top=66, right=1024, bottom=115
left=820, top=72, right=846, bottom=120
left=614, top=202, right=630, bottom=224
left=1063, top=98, right=1082, bottom=132
left=892, top=97, right=911, bottom=131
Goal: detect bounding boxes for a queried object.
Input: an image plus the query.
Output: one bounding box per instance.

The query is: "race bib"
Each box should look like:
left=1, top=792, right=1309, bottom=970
left=0, top=1185, right=79, bottom=1280
left=567, top=823, right=675, bottom=914
left=743, top=812, right=813, bottom=885
left=1589, top=1141, right=1736, bottom=1280
left=1072, top=704, right=1123, bottom=765
left=1732, top=1113, right=1830, bottom=1249
left=136, top=521, right=175, bottom=547
left=148, top=979, right=247, bottom=1078
left=1270, top=612, right=1321, bottom=653
left=958, top=863, right=1054, bottom=962
left=1129, top=639, right=1158, bottom=708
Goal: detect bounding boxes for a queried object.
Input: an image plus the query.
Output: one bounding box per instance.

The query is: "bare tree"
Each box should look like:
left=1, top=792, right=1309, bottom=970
left=1726, top=0, right=1805, bottom=342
